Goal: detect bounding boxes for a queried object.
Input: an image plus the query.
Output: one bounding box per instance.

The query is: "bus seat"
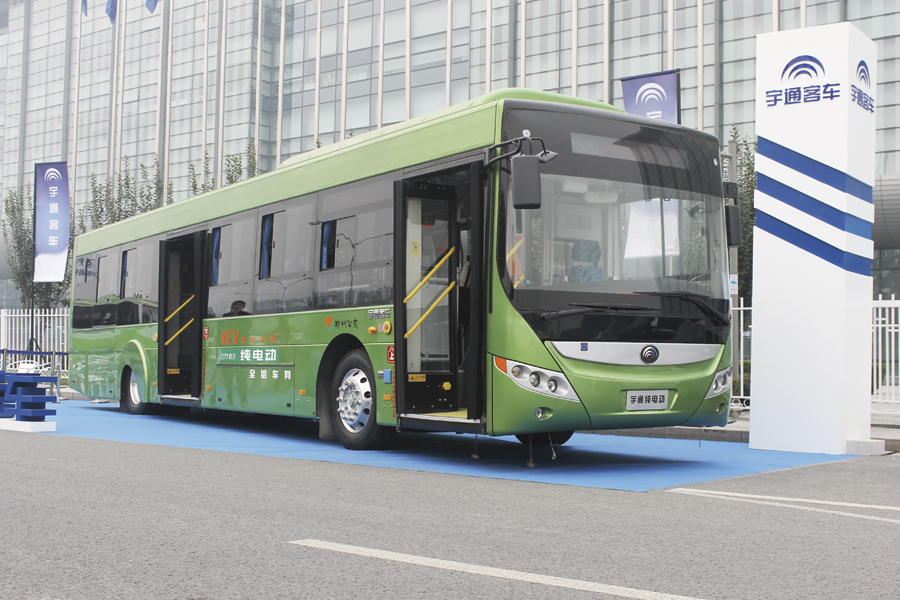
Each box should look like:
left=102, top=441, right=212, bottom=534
left=569, top=240, right=606, bottom=282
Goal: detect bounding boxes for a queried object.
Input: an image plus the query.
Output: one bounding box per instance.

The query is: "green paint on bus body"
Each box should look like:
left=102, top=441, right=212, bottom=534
left=75, top=90, right=618, bottom=256
left=70, top=89, right=732, bottom=447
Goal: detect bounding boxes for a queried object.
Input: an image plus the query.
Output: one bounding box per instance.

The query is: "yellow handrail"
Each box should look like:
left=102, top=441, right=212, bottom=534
left=513, top=274, right=526, bottom=289
left=404, top=247, right=455, bottom=304
left=165, top=318, right=195, bottom=347
left=506, top=237, right=524, bottom=261
left=405, top=282, right=455, bottom=339
left=164, top=294, right=195, bottom=323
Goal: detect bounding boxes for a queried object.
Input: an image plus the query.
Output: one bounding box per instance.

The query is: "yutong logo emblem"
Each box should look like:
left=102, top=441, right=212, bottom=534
left=640, top=346, right=660, bottom=364
left=635, top=83, right=667, bottom=120
left=765, top=54, right=840, bottom=107
left=782, top=55, right=825, bottom=80
left=851, top=60, right=875, bottom=114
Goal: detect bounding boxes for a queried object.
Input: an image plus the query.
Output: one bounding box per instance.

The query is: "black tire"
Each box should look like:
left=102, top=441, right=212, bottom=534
left=515, top=431, right=575, bottom=446
left=330, top=349, right=391, bottom=450
left=121, top=367, right=146, bottom=415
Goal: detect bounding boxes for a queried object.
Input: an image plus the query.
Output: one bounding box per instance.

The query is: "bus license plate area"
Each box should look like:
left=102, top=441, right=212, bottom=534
left=625, top=390, right=669, bottom=411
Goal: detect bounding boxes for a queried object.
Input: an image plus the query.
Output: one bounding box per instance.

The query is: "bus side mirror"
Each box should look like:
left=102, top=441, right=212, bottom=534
left=511, top=155, right=542, bottom=210
left=725, top=204, right=742, bottom=248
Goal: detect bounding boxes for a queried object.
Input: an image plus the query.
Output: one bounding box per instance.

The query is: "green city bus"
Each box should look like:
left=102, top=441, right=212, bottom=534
left=69, top=89, right=740, bottom=450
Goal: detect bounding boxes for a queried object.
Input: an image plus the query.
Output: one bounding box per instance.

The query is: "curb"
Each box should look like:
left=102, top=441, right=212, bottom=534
left=591, top=426, right=900, bottom=453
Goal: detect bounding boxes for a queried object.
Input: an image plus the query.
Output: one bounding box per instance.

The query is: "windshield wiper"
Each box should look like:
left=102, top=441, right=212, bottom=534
left=532, top=303, right=655, bottom=322
left=633, top=291, right=730, bottom=327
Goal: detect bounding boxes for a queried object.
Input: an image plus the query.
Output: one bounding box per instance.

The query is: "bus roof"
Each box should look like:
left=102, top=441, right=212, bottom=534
left=75, top=89, right=619, bottom=254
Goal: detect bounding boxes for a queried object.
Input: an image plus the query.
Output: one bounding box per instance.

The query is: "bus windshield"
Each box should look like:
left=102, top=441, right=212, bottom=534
left=501, top=107, right=730, bottom=343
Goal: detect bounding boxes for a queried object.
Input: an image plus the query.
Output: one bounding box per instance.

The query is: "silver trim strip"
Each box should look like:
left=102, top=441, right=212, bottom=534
left=552, top=342, right=721, bottom=366
left=400, top=414, right=480, bottom=424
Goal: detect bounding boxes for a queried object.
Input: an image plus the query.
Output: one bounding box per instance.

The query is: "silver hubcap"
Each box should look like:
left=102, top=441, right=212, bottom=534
left=129, top=370, right=141, bottom=405
left=336, top=367, right=372, bottom=433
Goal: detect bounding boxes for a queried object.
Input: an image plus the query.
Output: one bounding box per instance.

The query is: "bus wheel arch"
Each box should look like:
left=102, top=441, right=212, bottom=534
left=316, top=334, right=365, bottom=441
left=121, top=366, right=146, bottom=414
left=120, top=341, right=150, bottom=415
left=330, top=348, right=392, bottom=450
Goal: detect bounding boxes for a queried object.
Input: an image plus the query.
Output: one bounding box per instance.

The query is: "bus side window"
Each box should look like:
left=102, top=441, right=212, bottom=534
left=320, top=220, right=336, bottom=270
left=210, top=227, right=221, bottom=286
left=93, top=254, right=119, bottom=327
left=260, top=214, right=274, bottom=278
left=208, top=218, right=255, bottom=317
left=72, top=254, right=97, bottom=330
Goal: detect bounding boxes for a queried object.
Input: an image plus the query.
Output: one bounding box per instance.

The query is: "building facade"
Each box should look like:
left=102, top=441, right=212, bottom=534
left=0, top=0, right=898, bottom=306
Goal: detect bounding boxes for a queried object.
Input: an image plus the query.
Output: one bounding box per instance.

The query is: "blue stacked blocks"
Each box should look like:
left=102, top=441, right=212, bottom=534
left=0, top=371, right=58, bottom=431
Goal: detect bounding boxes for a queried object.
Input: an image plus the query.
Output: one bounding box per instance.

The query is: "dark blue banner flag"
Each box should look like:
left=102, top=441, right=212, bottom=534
left=106, top=0, right=117, bottom=23
left=33, top=162, right=71, bottom=283
left=82, top=0, right=87, bottom=16
left=621, top=69, right=681, bottom=124
left=146, top=0, right=159, bottom=13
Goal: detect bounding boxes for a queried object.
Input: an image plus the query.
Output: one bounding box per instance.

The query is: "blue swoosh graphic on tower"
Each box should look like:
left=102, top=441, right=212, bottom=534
left=757, top=137, right=872, bottom=203
left=756, top=137, right=873, bottom=276
left=756, top=211, right=870, bottom=277
left=756, top=173, right=872, bottom=239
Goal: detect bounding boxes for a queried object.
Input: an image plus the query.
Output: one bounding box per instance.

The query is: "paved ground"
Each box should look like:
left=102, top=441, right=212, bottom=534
left=597, top=411, right=900, bottom=452
left=29, top=400, right=852, bottom=492
left=1, top=400, right=898, bottom=600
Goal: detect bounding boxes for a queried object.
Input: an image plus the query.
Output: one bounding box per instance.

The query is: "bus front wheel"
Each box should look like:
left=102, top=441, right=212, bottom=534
left=331, top=350, right=391, bottom=450
left=515, top=431, right=574, bottom=446
left=121, top=367, right=146, bottom=415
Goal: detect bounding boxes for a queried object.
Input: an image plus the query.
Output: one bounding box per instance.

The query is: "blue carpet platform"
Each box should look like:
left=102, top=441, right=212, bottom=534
left=39, top=400, right=851, bottom=492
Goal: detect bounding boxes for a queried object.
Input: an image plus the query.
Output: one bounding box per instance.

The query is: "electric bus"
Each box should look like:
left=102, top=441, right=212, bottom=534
left=69, top=89, right=740, bottom=450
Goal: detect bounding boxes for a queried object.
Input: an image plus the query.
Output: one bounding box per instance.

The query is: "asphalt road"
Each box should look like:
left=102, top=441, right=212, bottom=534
left=1, top=430, right=898, bottom=600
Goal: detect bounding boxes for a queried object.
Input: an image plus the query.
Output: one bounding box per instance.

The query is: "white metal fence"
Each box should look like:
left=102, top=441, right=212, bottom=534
left=731, top=297, right=751, bottom=411
left=730, top=297, right=900, bottom=425
left=872, top=297, right=900, bottom=425
left=0, top=308, right=69, bottom=373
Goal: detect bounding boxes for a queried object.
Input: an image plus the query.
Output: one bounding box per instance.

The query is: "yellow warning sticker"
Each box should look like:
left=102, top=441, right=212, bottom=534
left=408, top=374, right=426, bottom=382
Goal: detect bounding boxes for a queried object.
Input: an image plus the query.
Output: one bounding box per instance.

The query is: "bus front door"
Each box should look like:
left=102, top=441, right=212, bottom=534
left=158, top=231, right=206, bottom=405
left=394, top=165, right=484, bottom=433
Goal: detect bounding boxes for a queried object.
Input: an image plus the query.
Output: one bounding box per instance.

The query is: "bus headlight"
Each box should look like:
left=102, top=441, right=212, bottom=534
left=705, top=366, right=733, bottom=399
left=493, top=356, right=581, bottom=403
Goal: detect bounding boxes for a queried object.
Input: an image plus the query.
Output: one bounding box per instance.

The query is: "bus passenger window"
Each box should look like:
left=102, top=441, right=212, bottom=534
left=210, top=227, right=221, bottom=286
left=321, top=220, right=336, bottom=270
left=72, top=255, right=97, bottom=330
left=260, top=214, right=274, bottom=278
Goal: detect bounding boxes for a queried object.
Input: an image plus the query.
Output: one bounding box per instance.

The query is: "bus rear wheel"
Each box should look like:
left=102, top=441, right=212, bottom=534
left=121, top=368, right=146, bottom=415
left=515, top=431, right=574, bottom=446
left=331, top=350, right=391, bottom=450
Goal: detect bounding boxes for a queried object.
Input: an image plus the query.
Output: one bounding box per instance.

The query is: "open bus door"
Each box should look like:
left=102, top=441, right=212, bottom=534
left=393, top=163, right=485, bottom=433
left=158, top=231, right=206, bottom=406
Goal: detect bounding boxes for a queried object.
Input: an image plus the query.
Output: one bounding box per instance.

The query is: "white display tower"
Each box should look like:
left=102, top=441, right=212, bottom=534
left=751, top=23, right=883, bottom=455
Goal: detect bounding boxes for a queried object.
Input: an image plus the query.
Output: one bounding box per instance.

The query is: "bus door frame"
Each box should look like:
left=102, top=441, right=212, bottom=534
left=158, top=230, right=207, bottom=402
left=393, top=161, right=486, bottom=433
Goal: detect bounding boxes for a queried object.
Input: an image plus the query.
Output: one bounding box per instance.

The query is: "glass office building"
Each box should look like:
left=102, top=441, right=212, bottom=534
left=0, top=0, right=898, bottom=306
